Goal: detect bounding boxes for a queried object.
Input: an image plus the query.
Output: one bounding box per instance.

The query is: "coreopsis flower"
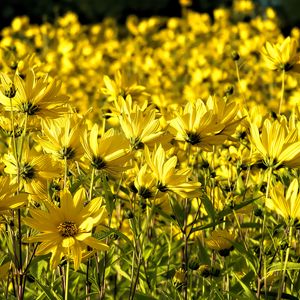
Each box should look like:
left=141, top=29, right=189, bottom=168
left=249, top=117, right=300, bottom=168
left=0, top=69, right=69, bottom=119
left=3, top=147, right=61, bottom=200
left=169, top=97, right=240, bottom=151
left=0, top=176, right=26, bottom=212
left=101, top=70, right=148, bottom=102
left=205, top=229, right=235, bottom=257
left=261, top=37, right=300, bottom=73
left=132, top=164, right=157, bottom=199
left=144, top=145, right=201, bottom=198
left=119, top=104, right=170, bottom=150
left=266, top=179, right=300, bottom=222
left=81, top=124, right=131, bottom=176
left=24, top=188, right=109, bottom=270
left=38, top=115, right=85, bottom=163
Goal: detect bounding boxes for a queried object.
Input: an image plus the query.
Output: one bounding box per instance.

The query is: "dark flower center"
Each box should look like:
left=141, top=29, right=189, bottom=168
left=59, top=146, right=76, bottom=160
left=4, top=83, right=16, bottom=98
left=157, top=182, right=168, bottom=192
left=57, top=221, right=78, bottom=237
left=91, top=156, right=106, bottom=170
left=186, top=132, right=201, bottom=145
left=139, top=186, right=152, bottom=199
left=20, top=162, right=35, bottom=180
left=21, top=102, right=40, bottom=115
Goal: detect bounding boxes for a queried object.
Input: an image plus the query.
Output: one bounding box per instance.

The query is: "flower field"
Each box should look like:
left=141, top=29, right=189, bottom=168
left=1, top=1, right=300, bottom=299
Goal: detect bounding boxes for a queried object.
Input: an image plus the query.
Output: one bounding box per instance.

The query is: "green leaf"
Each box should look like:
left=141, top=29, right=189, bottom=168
left=33, top=276, right=63, bottom=300
left=268, top=262, right=300, bottom=273
left=170, top=197, right=184, bottom=228
left=101, top=174, right=116, bottom=215
left=233, top=273, right=257, bottom=300
left=201, top=192, right=216, bottom=221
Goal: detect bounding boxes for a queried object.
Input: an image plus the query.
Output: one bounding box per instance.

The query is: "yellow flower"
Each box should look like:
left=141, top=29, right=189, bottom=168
left=169, top=97, right=240, bottom=151
left=0, top=176, right=27, bottom=212
left=0, top=69, right=69, bottom=119
left=205, top=230, right=235, bottom=256
left=144, top=144, right=201, bottom=198
left=261, top=37, right=300, bottom=73
left=101, top=70, right=148, bottom=102
left=24, top=188, right=109, bottom=270
left=266, top=179, right=300, bottom=221
left=133, top=164, right=157, bottom=199
left=38, top=115, right=85, bottom=163
left=249, top=117, right=300, bottom=168
left=119, top=104, right=169, bottom=150
left=81, top=124, right=131, bottom=176
left=3, top=147, right=61, bottom=200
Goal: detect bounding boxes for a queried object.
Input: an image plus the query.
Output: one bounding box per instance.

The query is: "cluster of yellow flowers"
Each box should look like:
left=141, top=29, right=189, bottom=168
left=1, top=0, right=300, bottom=298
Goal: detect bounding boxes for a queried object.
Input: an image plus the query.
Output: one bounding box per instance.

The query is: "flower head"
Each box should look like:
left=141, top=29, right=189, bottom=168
left=24, top=188, right=109, bottom=270
left=261, top=37, right=300, bottom=73
left=266, top=179, right=300, bottom=222
left=81, top=125, right=131, bottom=176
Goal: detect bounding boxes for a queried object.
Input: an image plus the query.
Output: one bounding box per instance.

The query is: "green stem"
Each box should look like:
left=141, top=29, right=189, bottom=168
left=278, top=69, right=285, bottom=115
left=257, top=167, right=272, bottom=299
left=277, top=225, right=293, bottom=300
left=65, top=259, right=70, bottom=300
left=64, top=156, right=68, bottom=189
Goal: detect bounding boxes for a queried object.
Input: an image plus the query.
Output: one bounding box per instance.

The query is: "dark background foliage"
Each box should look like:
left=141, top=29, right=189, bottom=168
left=1, top=0, right=300, bottom=31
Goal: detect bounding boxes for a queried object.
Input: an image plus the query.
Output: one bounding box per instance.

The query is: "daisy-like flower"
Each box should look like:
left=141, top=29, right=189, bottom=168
left=119, top=104, right=170, bottom=150
left=81, top=124, right=131, bottom=176
left=249, top=117, right=300, bottom=168
left=3, top=147, right=61, bottom=200
left=169, top=97, right=240, bottom=151
left=0, top=176, right=27, bottom=212
left=266, top=179, right=300, bottom=222
left=132, top=164, right=157, bottom=200
left=0, top=69, right=69, bottom=119
left=38, top=115, right=85, bottom=163
left=24, top=188, right=109, bottom=270
left=101, top=70, right=148, bottom=102
left=261, top=37, right=300, bottom=73
left=205, top=229, right=235, bottom=257
left=144, top=144, right=201, bottom=198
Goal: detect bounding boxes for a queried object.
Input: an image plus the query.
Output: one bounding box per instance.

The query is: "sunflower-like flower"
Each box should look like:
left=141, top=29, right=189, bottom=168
left=3, top=147, right=61, bottom=200
left=266, top=179, right=300, bottom=222
left=119, top=104, right=170, bottom=150
left=101, top=70, right=148, bottom=102
left=169, top=97, right=241, bottom=151
left=0, top=176, right=27, bottom=212
left=81, top=124, right=132, bottom=176
left=38, top=115, right=85, bottom=163
left=132, top=164, right=157, bottom=200
left=24, top=188, right=109, bottom=270
left=144, top=144, right=201, bottom=198
left=0, top=69, right=69, bottom=119
left=249, top=117, right=300, bottom=168
left=205, top=229, right=235, bottom=257
left=261, top=37, right=300, bottom=73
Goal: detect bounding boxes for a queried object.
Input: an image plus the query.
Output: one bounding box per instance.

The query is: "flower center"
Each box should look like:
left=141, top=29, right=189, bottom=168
left=20, top=162, right=35, bottom=180
left=3, top=83, right=16, bottom=98
left=138, top=186, right=152, bottom=199
left=59, top=146, right=76, bottom=160
left=91, top=156, right=106, bottom=170
left=186, top=132, right=201, bottom=145
left=157, top=182, right=168, bottom=192
left=57, top=221, right=78, bottom=237
left=21, top=102, right=40, bottom=115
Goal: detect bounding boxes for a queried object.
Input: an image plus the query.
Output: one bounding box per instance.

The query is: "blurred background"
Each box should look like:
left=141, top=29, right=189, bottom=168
left=1, top=0, right=299, bottom=32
